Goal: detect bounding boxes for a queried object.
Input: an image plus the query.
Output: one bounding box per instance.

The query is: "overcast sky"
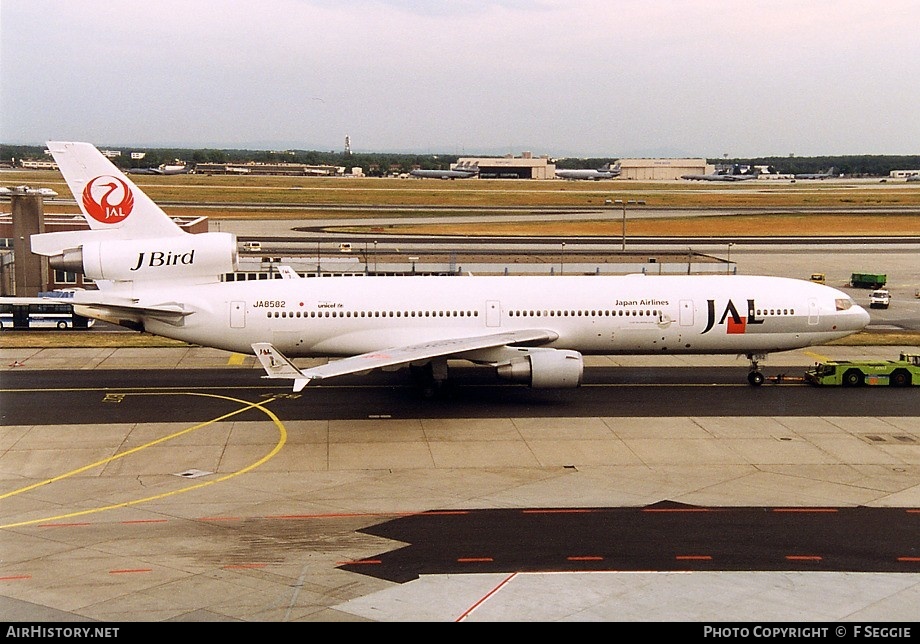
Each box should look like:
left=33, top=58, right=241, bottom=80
left=2, top=0, right=918, bottom=158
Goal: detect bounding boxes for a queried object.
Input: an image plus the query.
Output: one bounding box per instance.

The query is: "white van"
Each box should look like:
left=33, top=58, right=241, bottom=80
left=869, top=289, right=891, bottom=309
left=242, top=241, right=262, bottom=252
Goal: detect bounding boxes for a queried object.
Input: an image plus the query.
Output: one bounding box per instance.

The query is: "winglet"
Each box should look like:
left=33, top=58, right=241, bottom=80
left=252, top=342, right=312, bottom=392
left=276, top=265, right=302, bottom=280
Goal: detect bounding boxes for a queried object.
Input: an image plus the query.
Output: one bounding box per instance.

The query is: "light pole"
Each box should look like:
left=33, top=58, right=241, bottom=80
left=727, top=242, right=735, bottom=274
left=373, top=240, right=378, bottom=275
left=561, top=241, right=566, bottom=275
left=613, top=199, right=645, bottom=251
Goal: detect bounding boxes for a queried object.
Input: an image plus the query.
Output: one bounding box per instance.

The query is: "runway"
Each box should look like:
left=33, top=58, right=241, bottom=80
left=2, top=363, right=920, bottom=424
left=1, top=346, right=919, bottom=622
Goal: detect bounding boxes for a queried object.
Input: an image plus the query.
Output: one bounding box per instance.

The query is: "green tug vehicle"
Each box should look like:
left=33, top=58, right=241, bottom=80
left=805, top=352, right=920, bottom=387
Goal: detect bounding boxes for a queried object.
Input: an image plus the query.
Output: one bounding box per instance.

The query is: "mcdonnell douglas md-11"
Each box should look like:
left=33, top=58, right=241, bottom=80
left=31, top=142, right=869, bottom=394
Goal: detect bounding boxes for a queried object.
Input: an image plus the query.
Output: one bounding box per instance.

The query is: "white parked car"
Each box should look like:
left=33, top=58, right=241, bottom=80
left=869, top=289, right=891, bottom=309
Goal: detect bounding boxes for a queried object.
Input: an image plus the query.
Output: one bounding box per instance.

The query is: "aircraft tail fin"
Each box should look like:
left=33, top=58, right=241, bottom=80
left=46, top=141, right=184, bottom=238
left=252, top=342, right=312, bottom=392
left=32, top=142, right=237, bottom=287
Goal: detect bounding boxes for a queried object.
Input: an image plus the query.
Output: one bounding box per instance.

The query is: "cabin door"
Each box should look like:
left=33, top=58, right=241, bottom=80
left=808, top=298, right=819, bottom=325
left=230, top=301, right=246, bottom=328
left=679, top=300, right=694, bottom=326
left=486, top=300, right=501, bottom=327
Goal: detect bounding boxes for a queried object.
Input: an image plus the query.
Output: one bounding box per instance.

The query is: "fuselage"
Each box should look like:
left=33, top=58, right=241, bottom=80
left=409, top=169, right=478, bottom=179
left=125, top=273, right=869, bottom=357
left=555, top=170, right=618, bottom=180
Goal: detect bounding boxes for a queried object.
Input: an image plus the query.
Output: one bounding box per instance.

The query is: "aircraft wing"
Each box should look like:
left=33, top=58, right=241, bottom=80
left=72, top=301, right=193, bottom=326
left=66, top=291, right=193, bottom=326
left=252, top=329, right=558, bottom=392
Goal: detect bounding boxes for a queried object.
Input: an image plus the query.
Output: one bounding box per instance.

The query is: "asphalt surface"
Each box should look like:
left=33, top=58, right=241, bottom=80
left=2, top=365, right=920, bottom=426
left=2, top=344, right=919, bottom=622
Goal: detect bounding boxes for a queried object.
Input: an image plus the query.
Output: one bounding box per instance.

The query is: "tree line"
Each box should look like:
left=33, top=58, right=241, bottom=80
left=719, top=155, right=920, bottom=177
left=2, top=144, right=918, bottom=177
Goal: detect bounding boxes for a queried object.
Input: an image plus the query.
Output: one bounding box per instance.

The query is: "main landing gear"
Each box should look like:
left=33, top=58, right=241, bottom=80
left=410, top=359, right=450, bottom=399
left=747, top=353, right=767, bottom=386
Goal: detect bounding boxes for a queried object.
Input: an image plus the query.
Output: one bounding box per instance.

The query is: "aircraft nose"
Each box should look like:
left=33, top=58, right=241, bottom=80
left=854, top=304, right=871, bottom=329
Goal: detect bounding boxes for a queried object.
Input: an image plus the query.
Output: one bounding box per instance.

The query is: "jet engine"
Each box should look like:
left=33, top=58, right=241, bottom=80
left=48, top=232, right=238, bottom=282
left=496, top=348, right=584, bottom=388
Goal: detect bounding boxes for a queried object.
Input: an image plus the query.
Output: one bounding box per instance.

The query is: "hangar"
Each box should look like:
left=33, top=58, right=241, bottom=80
left=617, top=158, right=709, bottom=180
left=456, top=154, right=709, bottom=180
left=457, top=152, right=556, bottom=179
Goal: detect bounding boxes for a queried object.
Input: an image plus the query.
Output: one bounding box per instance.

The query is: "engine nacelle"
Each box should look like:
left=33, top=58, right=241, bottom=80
left=49, top=232, right=238, bottom=282
left=496, top=348, right=584, bottom=388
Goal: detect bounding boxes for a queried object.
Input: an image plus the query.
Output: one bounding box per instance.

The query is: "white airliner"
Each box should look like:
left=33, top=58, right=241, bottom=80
left=555, top=163, right=621, bottom=181
left=681, top=166, right=760, bottom=182
left=409, top=162, right=479, bottom=180
left=31, top=142, right=870, bottom=393
left=793, top=167, right=838, bottom=180
left=0, top=185, right=59, bottom=198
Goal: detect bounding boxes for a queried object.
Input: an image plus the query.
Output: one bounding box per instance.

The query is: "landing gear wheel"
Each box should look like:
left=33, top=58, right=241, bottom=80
left=746, top=353, right=767, bottom=387
left=410, top=361, right=449, bottom=399
left=843, top=369, right=864, bottom=387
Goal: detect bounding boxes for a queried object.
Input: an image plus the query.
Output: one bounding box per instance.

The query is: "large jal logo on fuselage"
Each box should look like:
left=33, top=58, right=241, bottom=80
left=701, top=298, right=765, bottom=334
left=83, top=175, right=135, bottom=224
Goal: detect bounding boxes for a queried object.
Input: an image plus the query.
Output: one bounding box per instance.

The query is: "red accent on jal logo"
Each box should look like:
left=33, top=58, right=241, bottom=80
left=726, top=317, right=747, bottom=334
left=82, top=175, right=135, bottom=224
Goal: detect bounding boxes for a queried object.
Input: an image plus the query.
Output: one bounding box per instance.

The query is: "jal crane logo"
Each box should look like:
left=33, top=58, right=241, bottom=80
left=82, top=175, right=135, bottom=224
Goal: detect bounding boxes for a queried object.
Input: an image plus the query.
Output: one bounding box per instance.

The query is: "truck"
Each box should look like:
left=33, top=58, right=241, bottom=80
left=808, top=273, right=826, bottom=284
left=850, top=272, right=887, bottom=289
left=868, top=289, right=891, bottom=309
left=804, top=352, right=920, bottom=387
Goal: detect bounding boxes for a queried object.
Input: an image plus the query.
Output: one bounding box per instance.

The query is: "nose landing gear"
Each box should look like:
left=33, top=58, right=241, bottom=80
left=747, top=353, right=767, bottom=386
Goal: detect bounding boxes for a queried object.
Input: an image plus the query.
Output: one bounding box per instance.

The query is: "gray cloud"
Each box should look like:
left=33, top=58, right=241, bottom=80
left=2, top=0, right=918, bottom=156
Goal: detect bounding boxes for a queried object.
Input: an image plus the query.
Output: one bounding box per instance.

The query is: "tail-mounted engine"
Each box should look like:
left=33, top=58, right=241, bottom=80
left=496, top=348, right=584, bottom=388
left=48, top=232, right=238, bottom=282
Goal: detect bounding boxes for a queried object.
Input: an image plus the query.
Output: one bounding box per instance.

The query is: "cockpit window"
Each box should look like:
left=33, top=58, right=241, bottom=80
left=835, top=298, right=854, bottom=311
